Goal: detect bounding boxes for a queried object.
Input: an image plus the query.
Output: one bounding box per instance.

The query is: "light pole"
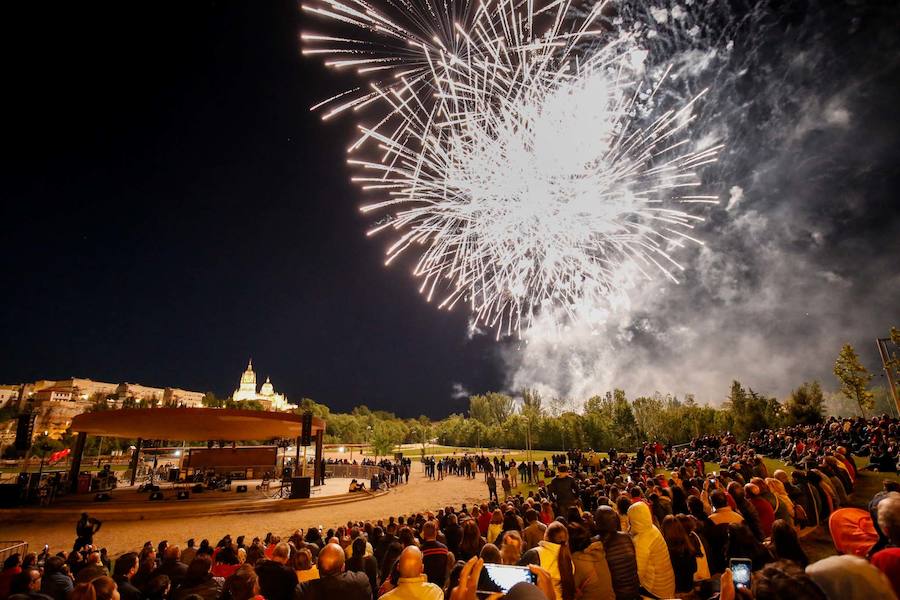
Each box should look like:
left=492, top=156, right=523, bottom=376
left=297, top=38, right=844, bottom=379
left=876, top=337, right=899, bottom=416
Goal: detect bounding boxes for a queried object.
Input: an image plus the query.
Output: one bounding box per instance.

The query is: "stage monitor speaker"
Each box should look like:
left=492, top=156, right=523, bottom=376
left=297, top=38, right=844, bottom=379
left=191, top=484, right=204, bottom=493
left=290, top=476, right=311, bottom=499
left=167, top=468, right=180, bottom=482
left=301, top=412, right=313, bottom=446
left=149, top=491, right=164, bottom=501
left=236, top=485, right=248, bottom=493
left=94, top=493, right=112, bottom=502
left=176, top=491, right=190, bottom=500
left=14, top=413, right=36, bottom=452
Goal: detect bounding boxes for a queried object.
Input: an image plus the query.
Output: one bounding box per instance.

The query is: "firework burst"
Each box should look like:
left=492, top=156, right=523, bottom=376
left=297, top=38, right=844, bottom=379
left=303, top=0, right=722, bottom=337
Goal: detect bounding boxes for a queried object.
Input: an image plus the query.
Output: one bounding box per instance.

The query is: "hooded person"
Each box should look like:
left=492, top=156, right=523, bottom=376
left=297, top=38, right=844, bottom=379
left=567, top=523, right=614, bottom=600
left=627, top=501, right=675, bottom=599
left=765, top=478, right=795, bottom=528
left=594, top=506, right=640, bottom=600
left=806, top=555, right=897, bottom=600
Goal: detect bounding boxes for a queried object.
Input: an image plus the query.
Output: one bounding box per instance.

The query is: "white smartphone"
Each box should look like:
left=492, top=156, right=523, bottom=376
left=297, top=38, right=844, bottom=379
left=730, top=558, right=752, bottom=589
left=477, top=564, right=537, bottom=596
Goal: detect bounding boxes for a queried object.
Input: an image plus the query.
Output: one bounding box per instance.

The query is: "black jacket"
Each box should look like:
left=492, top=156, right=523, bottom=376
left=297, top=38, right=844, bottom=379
left=40, top=572, right=73, bottom=600
left=151, top=560, right=188, bottom=589
left=255, top=560, right=298, bottom=600
left=295, top=571, right=371, bottom=600
left=113, top=577, right=141, bottom=600
left=547, top=475, right=578, bottom=508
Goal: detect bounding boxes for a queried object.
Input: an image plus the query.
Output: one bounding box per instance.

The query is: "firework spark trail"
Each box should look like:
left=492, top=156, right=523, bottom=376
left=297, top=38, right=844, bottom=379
left=303, top=0, right=722, bottom=337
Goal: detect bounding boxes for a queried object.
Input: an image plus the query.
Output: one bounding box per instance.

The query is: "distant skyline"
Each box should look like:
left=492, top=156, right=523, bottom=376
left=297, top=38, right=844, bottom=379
left=3, top=1, right=898, bottom=417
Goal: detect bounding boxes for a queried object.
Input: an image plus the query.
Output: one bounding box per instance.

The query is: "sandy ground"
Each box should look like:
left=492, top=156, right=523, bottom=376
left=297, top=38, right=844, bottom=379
left=1, top=463, right=494, bottom=556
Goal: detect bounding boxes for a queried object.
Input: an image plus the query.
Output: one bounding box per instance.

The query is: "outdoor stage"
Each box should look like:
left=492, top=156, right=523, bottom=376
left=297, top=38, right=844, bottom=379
left=0, top=407, right=394, bottom=521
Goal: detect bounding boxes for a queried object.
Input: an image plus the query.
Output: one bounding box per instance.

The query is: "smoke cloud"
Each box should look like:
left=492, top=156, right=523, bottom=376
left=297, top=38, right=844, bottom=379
left=497, top=1, right=900, bottom=406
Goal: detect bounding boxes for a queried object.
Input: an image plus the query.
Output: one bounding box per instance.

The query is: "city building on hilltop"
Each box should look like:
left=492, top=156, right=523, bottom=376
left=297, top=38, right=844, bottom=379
left=0, top=376, right=206, bottom=441
left=0, top=385, right=20, bottom=409
left=231, top=359, right=289, bottom=411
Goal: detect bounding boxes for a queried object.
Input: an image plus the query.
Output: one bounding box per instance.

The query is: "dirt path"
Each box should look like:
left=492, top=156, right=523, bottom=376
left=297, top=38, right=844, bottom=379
left=2, top=464, right=493, bottom=555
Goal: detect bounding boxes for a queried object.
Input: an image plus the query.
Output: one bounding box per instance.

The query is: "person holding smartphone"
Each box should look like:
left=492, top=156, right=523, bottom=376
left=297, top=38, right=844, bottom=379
left=449, top=557, right=555, bottom=600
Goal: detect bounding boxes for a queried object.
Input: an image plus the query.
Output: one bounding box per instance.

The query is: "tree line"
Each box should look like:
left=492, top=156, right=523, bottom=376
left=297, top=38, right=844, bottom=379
left=301, top=336, right=899, bottom=451
left=3, top=335, right=898, bottom=458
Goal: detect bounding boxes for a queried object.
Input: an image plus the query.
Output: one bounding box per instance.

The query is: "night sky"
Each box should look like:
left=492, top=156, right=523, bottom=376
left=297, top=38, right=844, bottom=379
left=3, top=1, right=899, bottom=416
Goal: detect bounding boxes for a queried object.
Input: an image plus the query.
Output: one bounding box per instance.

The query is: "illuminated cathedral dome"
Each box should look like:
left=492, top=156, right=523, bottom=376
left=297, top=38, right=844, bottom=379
left=231, top=359, right=288, bottom=410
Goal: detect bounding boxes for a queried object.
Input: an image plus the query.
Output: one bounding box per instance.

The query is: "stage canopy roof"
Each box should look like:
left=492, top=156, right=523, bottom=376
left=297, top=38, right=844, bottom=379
left=70, top=408, right=325, bottom=441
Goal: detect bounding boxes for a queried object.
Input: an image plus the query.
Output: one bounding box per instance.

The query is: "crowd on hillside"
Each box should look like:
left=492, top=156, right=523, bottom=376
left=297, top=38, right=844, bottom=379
left=1, top=415, right=899, bottom=600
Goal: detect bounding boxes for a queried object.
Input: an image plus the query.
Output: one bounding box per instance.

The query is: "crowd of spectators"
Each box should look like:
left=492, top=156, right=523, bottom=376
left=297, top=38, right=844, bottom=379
left=1, top=415, right=899, bottom=600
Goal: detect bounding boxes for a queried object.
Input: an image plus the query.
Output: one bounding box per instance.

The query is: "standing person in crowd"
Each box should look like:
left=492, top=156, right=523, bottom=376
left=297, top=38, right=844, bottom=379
left=486, top=472, right=498, bottom=503
left=547, top=465, right=578, bottom=515
left=74, top=514, right=102, bottom=553
left=296, top=543, right=371, bottom=600
left=627, top=501, right=676, bottom=599
left=501, top=473, right=512, bottom=501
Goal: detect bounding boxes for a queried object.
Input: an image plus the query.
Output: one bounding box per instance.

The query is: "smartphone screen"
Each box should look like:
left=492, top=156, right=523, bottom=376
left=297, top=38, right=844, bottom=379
left=477, top=564, right=537, bottom=595
left=730, top=558, right=752, bottom=589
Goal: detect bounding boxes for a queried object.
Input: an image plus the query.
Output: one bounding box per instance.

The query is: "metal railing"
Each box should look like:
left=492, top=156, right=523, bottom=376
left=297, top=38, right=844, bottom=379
left=0, top=541, right=28, bottom=564
left=325, top=464, right=387, bottom=480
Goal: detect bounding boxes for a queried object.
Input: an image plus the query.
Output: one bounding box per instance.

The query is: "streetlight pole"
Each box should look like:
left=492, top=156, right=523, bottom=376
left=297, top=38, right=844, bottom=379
left=876, top=337, right=899, bottom=416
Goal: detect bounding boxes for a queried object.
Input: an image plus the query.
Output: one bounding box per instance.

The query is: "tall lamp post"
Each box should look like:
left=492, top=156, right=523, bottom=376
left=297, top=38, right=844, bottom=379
left=876, top=337, right=900, bottom=416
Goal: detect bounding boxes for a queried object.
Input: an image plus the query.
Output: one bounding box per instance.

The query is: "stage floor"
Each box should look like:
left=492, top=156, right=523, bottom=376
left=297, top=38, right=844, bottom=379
left=51, top=477, right=361, bottom=505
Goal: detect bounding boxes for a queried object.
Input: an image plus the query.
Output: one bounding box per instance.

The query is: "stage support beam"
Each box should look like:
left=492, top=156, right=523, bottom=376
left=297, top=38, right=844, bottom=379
left=129, top=438, right=143, bottom=486
left=314, top=429, right=324, bottom=485
left=68, top=432, right=87, bottom=493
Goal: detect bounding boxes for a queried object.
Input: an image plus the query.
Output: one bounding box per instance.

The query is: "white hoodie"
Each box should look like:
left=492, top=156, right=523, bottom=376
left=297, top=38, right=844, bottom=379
left=627, top=502, right=676, bottom=599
